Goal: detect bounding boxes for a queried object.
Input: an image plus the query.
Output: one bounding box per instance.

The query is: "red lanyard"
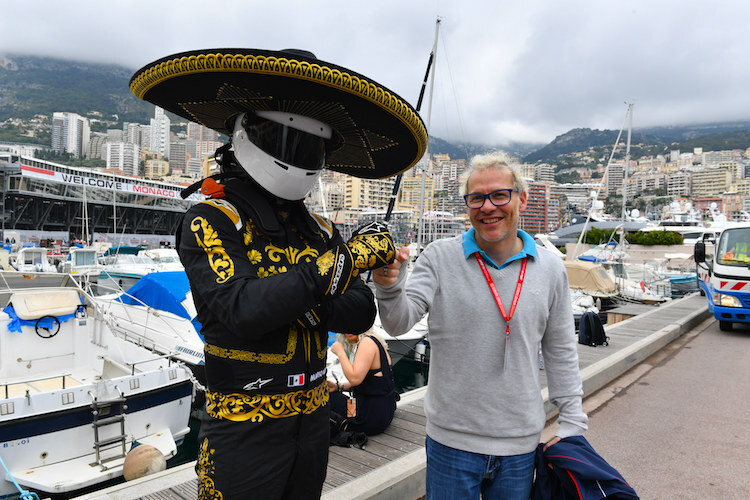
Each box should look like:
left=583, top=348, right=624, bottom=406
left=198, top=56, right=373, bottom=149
left=475, top=253, right=527, bottom=338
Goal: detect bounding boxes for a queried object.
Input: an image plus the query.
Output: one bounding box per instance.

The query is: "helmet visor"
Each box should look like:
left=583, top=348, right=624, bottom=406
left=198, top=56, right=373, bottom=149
left=242, top=113, right=327, bottom=171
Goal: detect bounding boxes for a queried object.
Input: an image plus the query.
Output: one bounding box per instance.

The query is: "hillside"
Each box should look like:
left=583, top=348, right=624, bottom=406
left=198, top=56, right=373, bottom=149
left=0, top=54, right=154, bottom=123
left=522, top=123, right=750, bottom=166
left=1, top=54, right=749, bottom=165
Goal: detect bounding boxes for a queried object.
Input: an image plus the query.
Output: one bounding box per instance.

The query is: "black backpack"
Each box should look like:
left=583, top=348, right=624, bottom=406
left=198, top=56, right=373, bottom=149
left=578, top=310, right=609, bottom=347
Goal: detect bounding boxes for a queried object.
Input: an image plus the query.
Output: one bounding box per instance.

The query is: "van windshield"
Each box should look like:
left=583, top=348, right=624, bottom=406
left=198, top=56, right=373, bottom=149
left=717, top=228, right=750, bottom=265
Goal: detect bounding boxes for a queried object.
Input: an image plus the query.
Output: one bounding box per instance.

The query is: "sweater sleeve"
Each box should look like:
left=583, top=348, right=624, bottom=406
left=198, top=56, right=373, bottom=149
left=374, top=247, right=437, bottom=336
left=542, top=258, right=589, bottom=438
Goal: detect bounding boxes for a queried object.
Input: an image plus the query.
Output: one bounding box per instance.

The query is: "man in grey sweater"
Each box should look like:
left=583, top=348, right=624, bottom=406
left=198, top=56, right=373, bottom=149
left=373, top=152, right=588, bottom=499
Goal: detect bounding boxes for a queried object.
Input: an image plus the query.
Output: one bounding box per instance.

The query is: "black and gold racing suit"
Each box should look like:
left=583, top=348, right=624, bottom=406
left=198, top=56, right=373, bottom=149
left=177, top=178, right=375, bottom=499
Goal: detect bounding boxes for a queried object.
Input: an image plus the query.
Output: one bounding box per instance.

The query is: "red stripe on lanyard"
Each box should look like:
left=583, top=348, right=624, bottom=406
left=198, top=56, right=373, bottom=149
left=475, top=253, right=527, bottom=337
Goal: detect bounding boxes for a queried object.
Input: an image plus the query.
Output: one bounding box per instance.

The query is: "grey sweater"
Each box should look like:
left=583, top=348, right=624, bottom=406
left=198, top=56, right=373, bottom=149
left=376, top=236, right=588, bottom=456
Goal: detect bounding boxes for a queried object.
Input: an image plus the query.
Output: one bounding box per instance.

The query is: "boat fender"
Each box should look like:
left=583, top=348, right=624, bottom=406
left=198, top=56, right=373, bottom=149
left=123, top=443, right=167, bottom=481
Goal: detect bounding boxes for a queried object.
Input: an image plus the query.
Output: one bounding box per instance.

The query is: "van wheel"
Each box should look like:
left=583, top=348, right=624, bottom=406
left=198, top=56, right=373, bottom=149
left=719, top=321, right=732, bottom=331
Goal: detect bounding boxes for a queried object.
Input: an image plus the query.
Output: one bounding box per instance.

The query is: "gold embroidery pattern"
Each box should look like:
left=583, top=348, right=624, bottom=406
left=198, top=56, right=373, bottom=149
left=266, top=243, right=318, bottom=265
left=206, top=382, right=329, bottom=422
left=243, top=220, right=254, bottom=246
left=313, top=331, right=326, bottom=360
left=196, top=438, right=223, bottom=500
left=316, top=250, right=336, bottom=276
left=258, top=265, right=287, bottom=278
left=190, top=216, right=235, bottom=283
left=349, top=233, right=394, bottom=270
left=205, top=324, right=298, bottom=364
left=129, top=52, right=427, bottom=156
left=247, top=249, right=262, bottom=264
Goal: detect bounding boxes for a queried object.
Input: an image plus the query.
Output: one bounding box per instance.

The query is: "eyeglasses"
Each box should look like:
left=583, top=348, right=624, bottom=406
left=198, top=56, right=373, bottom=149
left=463, top=189, right=515, bottom=209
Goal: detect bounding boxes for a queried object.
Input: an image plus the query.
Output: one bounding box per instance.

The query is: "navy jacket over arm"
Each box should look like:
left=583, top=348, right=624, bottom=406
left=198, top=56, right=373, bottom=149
left=533, top=435, right=639, bottom=500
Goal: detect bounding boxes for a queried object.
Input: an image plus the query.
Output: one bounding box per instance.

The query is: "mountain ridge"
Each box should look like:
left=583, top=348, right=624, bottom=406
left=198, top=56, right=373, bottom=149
left=1, top=54, right=749, bottom=165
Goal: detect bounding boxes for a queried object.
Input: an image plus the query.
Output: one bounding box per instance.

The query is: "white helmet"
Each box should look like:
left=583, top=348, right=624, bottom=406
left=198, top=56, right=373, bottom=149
left=231, top=111, right=333, bottom=201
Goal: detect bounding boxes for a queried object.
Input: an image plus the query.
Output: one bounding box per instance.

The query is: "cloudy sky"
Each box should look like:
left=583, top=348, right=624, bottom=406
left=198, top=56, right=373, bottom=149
left=2, top=1, right=748, bottom=146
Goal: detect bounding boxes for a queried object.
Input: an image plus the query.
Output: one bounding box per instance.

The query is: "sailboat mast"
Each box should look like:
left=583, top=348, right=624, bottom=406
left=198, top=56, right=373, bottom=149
left=572, top=104, right=630, bottom=259
left=619, top=103, right=634, bottom=246
left=384, top=17, right=441, bottom=225
left=416, top=18, right=440, bottom=250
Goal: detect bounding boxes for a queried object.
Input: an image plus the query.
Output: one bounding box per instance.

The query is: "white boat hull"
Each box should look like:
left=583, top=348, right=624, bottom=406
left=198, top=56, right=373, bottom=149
left=0, top=282, right=194, bottom=497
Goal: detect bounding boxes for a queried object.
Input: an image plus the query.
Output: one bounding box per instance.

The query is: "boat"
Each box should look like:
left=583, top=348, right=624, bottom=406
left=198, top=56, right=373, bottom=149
left=0, top=271, right=194, bottom=498
left=138, top=248, right=184, bottom=272
left=57, top=246, right=105, bottom=289
left=92, top=271, right=206, bottom=382
left=10, top=247, right=56, bottom=273
left=575, top=242, right=671, bottom=304
left=97, top=246, right=160, bottom=293
left=373, top=311, right=429, bottom=364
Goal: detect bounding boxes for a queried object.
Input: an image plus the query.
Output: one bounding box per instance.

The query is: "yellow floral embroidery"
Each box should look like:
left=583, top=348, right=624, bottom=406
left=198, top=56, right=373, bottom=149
left=196, top=438, right=223, bottom=499
left=190, top=216, right=234, bottom=283
left=266, top=243, right=318, bottom=265
left=247, top=249, right=262, bottom=264
left=205, top=382, right=329, bottom=422
left=316, top=249, right=336, bottom=276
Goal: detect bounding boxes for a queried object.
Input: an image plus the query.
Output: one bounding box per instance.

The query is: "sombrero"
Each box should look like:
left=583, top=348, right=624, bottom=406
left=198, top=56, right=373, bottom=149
left=129, top=48, right=428, bottom=180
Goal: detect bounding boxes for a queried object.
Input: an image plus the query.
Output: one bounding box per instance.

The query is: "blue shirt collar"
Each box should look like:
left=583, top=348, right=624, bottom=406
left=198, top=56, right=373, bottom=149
left=462, top=228, right=537, bottom=270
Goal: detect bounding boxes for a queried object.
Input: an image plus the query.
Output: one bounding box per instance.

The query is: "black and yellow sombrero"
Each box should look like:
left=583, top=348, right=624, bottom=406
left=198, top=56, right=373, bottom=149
left=129, top=48, right=428, bottom=180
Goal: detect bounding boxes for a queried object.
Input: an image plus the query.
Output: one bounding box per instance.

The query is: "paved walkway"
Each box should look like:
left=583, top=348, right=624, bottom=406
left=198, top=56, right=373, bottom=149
left=73, top=293, right=710, bottom=500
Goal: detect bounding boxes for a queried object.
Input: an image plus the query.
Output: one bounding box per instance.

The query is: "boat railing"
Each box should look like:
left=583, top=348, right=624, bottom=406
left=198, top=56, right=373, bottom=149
left=102, top=352, right=178, bottom=377
left=94, top=283, right=198, bottom=345
left=1, top=373, right=74, bottom=400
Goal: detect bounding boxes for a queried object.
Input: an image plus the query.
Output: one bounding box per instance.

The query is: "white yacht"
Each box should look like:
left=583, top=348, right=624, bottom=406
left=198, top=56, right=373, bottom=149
left=0, top=272, right=194, bottom=498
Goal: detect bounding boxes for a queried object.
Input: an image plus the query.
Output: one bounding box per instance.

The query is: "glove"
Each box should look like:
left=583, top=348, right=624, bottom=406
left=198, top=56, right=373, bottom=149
left=316, top=221, right=395, bottom=297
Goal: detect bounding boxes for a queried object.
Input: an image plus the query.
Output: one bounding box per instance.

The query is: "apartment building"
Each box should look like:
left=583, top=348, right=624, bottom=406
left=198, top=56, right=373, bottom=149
left=105, top=141, right=140, bottom=176
left=519, top=180, right=550, bottom=234
left=51, top=112, right=90, bottom=158
left=149, top=107, right=171, bottom=158
left=690, top=166, right=731, bottom=198
left=666, top=171, right=691, bottom=197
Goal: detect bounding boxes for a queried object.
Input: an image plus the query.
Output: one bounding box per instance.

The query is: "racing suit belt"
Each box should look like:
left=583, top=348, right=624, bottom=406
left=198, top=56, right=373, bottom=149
left=206, top=380, right=329, bottom=422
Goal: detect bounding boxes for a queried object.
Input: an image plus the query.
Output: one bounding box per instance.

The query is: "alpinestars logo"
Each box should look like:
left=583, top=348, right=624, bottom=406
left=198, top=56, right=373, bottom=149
left=304, top=311, right=318, bottom=326
left=329, top=253, right=346, bottom=295
left=243, top=378, right=272, bottom=391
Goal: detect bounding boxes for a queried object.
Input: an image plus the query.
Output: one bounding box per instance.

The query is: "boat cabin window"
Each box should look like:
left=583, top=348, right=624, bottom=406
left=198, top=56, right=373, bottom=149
left=23, top=250, right=44, bottom=265
left=73, top=251, right=96, bottom=266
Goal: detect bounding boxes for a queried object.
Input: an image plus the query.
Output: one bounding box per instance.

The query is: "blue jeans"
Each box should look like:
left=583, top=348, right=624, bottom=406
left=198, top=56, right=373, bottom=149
left=425, top=435, right=535, bottom=500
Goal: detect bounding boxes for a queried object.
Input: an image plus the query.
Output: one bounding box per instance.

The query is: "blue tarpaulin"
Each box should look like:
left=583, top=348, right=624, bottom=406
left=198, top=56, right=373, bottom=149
left=3, top=305, right=77, bottom=333
left=117, top=271, right=203, bottom=337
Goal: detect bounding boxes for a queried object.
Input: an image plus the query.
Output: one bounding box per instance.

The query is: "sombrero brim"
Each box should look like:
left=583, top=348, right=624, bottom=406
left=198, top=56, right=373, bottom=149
left=129, top=48, right=427, bottom=179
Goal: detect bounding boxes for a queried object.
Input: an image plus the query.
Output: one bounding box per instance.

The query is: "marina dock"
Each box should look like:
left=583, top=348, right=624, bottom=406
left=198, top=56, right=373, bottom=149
left=72, top=293, right=711, bottom=500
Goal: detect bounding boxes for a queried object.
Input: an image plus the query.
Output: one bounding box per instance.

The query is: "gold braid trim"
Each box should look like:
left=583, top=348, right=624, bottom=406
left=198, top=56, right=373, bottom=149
left=204, top=329, right=297, bottom=364
left=205, top=382, right=329, bottom=422
left=130, top=52, right=427, bottom=156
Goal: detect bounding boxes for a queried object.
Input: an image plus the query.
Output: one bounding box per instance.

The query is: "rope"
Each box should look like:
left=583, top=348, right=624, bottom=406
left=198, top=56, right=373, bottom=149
left=0, top=453, right=40, bottom=500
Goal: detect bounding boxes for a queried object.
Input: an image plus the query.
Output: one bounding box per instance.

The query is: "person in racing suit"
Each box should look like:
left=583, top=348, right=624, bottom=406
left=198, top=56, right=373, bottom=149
left=177, top=112, right=394, bottom=499
left=129, top=47, right=427, bottom=499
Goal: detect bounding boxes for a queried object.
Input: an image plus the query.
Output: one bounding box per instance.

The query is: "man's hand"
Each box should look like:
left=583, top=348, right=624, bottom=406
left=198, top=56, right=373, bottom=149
left=373, top=246, right=410, bottom=286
